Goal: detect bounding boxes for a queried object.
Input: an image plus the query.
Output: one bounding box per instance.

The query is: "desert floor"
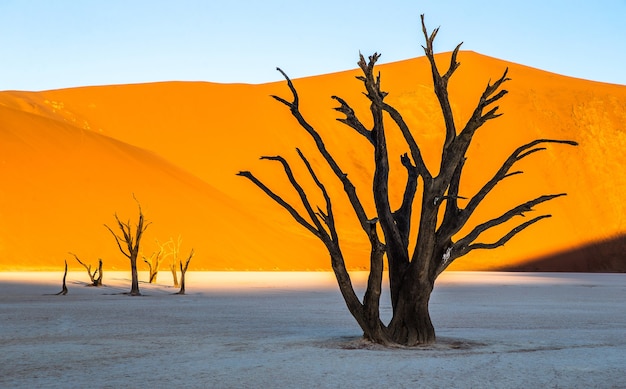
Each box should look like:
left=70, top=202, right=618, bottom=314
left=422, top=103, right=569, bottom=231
left=1, top=271, right=624, bottom=388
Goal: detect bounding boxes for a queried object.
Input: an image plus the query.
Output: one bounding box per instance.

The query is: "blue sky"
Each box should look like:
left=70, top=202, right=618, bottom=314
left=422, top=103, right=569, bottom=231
left=0, top=0, right=624, bottom=91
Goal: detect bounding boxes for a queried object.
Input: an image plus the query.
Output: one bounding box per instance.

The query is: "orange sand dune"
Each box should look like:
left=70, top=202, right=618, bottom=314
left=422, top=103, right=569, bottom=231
left=1, top=51, right=625, bottom=271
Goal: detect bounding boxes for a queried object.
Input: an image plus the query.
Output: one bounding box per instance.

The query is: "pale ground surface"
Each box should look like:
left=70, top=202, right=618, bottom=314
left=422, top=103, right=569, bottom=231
left=0, top=271, right=624, bottom=389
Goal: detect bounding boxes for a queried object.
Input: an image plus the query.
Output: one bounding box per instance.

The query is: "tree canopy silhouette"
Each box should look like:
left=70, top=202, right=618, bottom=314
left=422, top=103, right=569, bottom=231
left=238, top=15, right=577, bottom=346
left=105, top=199, right=150, bottom=296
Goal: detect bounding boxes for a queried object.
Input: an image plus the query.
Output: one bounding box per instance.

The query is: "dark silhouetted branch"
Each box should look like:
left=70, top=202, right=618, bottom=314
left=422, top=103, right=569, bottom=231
left=55, top=260, right=68, bottom=295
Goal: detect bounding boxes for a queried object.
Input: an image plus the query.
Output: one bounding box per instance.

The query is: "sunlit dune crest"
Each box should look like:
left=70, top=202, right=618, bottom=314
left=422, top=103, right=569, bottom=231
left=1, top=51, right=625, bottom=271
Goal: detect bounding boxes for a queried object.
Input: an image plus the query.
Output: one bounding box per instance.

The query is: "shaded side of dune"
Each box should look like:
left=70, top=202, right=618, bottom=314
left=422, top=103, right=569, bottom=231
left=496, top=234, right=626, bottom=272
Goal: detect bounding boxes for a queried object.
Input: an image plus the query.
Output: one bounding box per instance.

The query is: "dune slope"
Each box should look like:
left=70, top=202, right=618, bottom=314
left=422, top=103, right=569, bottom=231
left=1, top=51, right=625, bottom=271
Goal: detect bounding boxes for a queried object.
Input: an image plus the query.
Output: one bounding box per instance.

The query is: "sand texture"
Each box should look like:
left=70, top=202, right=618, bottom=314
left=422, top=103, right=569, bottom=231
left=1, top=271, right=625, bottom=388
left=1, top=51, right=625, bottom=271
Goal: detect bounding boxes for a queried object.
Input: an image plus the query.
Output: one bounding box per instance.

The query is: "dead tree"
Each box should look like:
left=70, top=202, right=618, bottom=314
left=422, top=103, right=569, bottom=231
left=70, top=252, right=103, bottom=286
left=105, top=200, right=150, bottom=296
left=174, top=249, right=194, bottom=295
left=168, top=236, right=183, bottom=287
left=55, top=260, right=68, bottom=295
left=142, top=240, right=170, bottom=284
left=238, top=15, right=577, bottom=346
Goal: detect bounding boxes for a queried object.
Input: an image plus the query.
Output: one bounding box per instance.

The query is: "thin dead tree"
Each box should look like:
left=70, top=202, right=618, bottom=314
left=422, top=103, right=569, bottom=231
left=142, top=250, right=160, bottom=284
left=105, top=200, right=150, bottom=296
left=70, top=252, right=103, bottom=286
left=238, top=15, right=577, bottom=346
left=54, top=260, right=68, bottom=295
left=142, top=240, right=170, bottom=284
left=168, top=236, right=183, bottom=287
left=174, top=249, right=194, bottom=295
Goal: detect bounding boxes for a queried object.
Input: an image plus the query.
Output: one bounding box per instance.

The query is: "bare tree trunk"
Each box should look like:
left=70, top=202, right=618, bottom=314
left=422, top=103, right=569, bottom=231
left=94, top=259, right=103, bottom=286
left=55, top=260, right=68, bottom=295
left=175, top=249, right=194, bottom=295
left=177, top=264, right=186, bottom=295
left=149, top=270, right=156, bottom=283
left=168, top=236, right=182, bottom=287
left=129, top=257, right=140, bottom=295
left=143, top=258, right=158, bottom=284
left=170, top=263, right=179, bottom=287
left=143, top=242, right=167, bottom=284
left=388, top=277, right=435, bottom=345
left=105, top=198, right=150, bottom=296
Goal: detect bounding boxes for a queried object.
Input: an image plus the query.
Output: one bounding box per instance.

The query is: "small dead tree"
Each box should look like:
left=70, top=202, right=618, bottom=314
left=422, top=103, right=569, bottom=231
left=142, top=240, right=170, bottom=284
left=70, top=252, right=103, bottom=286
left=238, top=15, right=577, bottom=346
left=174, top=249, right=194, bottom=295
left=168, top=236, right=183, bottom=287
left=55, top=260, right=68, bottom=295
left=105, top=200, right=150, bottom=296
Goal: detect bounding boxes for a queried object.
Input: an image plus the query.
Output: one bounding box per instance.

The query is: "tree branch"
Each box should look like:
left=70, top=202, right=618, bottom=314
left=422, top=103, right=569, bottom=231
left=182, top=248, right=194, bottom=273
left=451, top=193, right=567, bottom=260
left=465, top=140, right=575, bottom=221
left=69, top=252, right=99, bottom=284
left=356, top=51, right=413, bottom=308
left=437, top=68, right=511, bottom=198
left=236, top=170, right=321, bottom=239
left=296, top=148, right=338, bottom=242
left=436, top=214, right=552, bottom=276
left=382, top=103, right=432, bottom=180
left=271, top=68, right=373, bottom=234
left=440, top=156, right=466, bottom=222
left=357, top=52, right=387, bottom=105
left=70, top=252, right=91, bottom=274
left=467, top=214, right=552, bottom=252
left=331, top=95, right=373, bottom=144
left=421, top=14, right=460, bottom=151
left=463, top=69, right=510, bottom=133
left=437, top=139, right=577, bottom=245
left=271, top=67, right=299, bottom=111
left=393, top=153, right=419, bottom=247
left=260, top=155, right=330, bottom=240
left=104, top=219, right=131, bottom=259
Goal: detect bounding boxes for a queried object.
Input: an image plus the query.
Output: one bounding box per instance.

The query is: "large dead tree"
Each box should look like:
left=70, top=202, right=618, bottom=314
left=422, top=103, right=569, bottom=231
left=238, top=15, right=577, bottom=346
left=105, top=201, right=150, bottom=296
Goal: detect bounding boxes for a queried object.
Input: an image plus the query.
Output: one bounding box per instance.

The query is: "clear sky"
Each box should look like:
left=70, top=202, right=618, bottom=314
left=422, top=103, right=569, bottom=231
left=0, top=0, right=624, bottom=91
